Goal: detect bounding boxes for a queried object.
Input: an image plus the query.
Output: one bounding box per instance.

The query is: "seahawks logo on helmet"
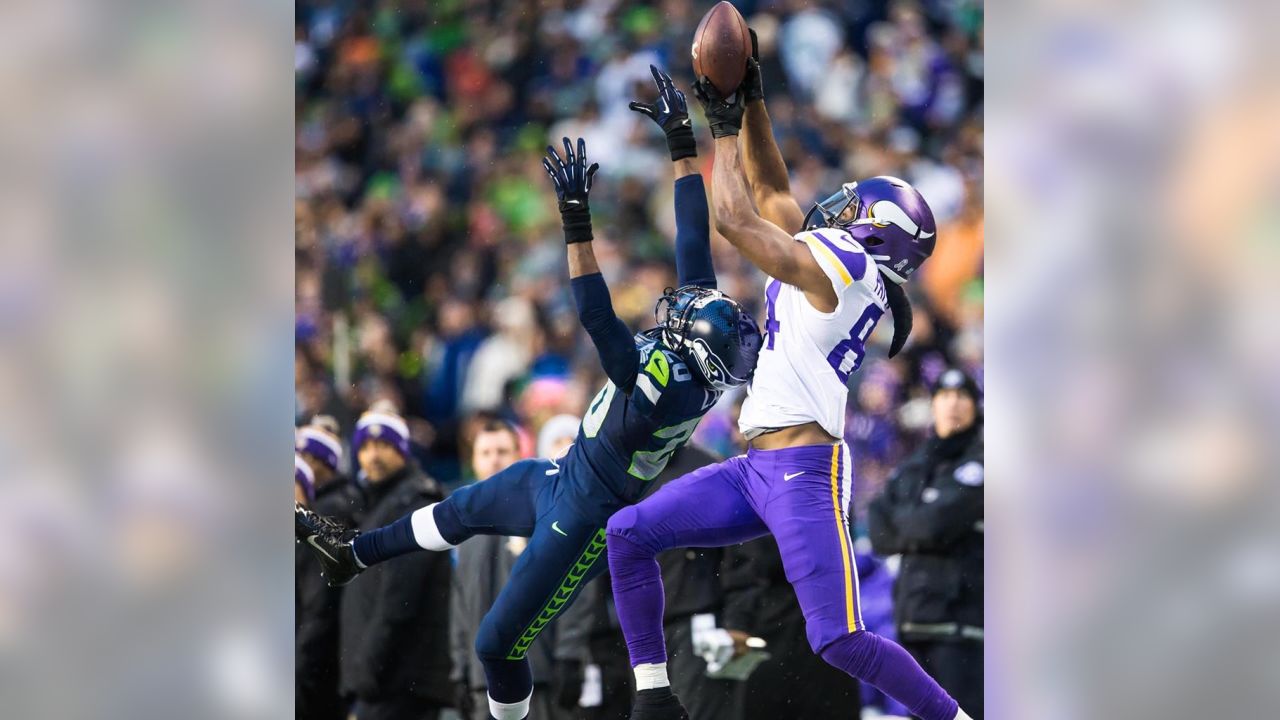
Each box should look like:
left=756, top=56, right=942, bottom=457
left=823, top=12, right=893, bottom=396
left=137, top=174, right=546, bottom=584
left=654, top=286, right=762, bottom=392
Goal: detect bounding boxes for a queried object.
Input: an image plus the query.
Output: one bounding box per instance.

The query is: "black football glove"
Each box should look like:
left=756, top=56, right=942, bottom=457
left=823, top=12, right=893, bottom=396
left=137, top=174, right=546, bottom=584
left=630, top=64, right=697, bottom=161
left=553, top=659, right=585, bottom=710
left=742, top=28, right=764, bottom=104
left=541, top=137, right=600, bottom=245
left=692, top=77, right=745, bottom=139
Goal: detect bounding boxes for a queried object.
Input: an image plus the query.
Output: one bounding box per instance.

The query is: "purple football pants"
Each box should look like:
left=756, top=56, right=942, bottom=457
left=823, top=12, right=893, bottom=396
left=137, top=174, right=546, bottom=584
left=606, top=442, right=958, bottom=720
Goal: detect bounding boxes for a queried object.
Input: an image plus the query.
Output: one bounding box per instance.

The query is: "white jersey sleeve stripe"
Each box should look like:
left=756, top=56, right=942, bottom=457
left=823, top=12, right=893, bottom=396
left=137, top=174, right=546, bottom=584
left=634, top=374, right=662, bottom=404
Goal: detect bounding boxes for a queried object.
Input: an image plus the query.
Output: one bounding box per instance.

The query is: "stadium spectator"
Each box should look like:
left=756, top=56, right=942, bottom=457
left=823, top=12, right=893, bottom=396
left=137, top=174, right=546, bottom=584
left=450, top=416, right=586, bottom=720
left=297, top=416, right=362, bottom=521
left=868, top=368, right=984, bottom=718
left=295, top=454, right=315, bottom=507
left=340, top=408, right=453, bottom=720
left=296, top=418, right=360, bottom=720
left=537, top=413, right=581, bottom=460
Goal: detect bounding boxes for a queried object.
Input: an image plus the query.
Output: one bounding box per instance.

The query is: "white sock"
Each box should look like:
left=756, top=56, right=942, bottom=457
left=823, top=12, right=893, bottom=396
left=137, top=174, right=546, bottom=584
left=488, top=691, right=532, bottom=720
left=411, top=503, right=457, bottom=551
left=954, top=709, right=973, bottom=720
left=633, top=662, right=669, bottom=691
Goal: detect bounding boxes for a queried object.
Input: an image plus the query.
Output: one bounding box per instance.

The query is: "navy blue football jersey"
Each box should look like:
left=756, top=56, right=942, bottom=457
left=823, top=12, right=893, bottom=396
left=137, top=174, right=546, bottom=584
left=560, top=330, right=720, bottom=508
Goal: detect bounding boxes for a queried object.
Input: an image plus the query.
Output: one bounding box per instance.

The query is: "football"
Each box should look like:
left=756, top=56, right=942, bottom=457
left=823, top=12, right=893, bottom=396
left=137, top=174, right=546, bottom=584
left=691, top=1, right=752, bottom=97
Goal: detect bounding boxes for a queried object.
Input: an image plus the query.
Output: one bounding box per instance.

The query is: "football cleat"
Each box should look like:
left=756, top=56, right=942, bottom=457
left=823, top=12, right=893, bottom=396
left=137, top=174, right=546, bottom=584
left=629, top=688, right=690, bottom=720
left=295, top=503, right=364, bottom=587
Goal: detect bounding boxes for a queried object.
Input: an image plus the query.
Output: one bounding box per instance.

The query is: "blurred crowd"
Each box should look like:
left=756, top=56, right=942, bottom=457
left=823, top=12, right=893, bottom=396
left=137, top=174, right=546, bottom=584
left=296, top=0, right=982, bottom=718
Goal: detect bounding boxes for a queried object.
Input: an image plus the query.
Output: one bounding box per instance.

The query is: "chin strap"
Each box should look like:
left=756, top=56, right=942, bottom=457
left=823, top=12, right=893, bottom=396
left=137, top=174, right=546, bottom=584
left=883, top=277, right=913, bottom=358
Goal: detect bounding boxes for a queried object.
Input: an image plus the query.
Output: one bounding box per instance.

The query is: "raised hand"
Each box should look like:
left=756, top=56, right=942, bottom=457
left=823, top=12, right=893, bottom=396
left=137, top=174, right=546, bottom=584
left=542, top=137, right=599, bottom=244
left=630, top=64, right=698, bottom=161
left=692, top=76, right=745, bottom=139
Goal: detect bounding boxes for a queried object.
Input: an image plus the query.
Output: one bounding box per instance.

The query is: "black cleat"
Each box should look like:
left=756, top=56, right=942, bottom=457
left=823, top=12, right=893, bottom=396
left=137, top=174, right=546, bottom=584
left=629, top=688, right=690, bottom=720
left=295, top=503, right=364, bottom=587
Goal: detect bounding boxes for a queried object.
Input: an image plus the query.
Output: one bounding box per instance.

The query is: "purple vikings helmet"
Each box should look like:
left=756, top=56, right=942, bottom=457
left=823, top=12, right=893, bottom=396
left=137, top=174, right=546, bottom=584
left=803, top=176, right=937, bottom=284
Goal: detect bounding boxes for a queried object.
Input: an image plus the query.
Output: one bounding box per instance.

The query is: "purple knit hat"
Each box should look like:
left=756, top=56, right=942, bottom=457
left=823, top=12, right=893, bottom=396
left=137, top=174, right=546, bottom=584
left=294, top=453, right=316, bottom=501
left=296, top=426, right=344, bottom=472
left=353, top=411, right=411, bottom=457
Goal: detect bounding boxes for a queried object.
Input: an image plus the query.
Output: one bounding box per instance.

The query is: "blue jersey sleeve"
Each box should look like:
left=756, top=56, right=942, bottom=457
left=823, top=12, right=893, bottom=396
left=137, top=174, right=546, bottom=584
left=674, top=174, right=716, bottom=290
left=572, top=273, right=640, bottom=391
left=628, top=341, right=719, bottom=421
left=628, top=343, right=669, bottom=419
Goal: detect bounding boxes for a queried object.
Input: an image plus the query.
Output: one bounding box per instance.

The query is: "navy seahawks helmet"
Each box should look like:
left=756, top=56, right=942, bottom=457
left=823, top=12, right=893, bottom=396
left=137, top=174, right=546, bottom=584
left=655, top=286, right=761, bottom=391
left=803, top=176, right=937, bottom=284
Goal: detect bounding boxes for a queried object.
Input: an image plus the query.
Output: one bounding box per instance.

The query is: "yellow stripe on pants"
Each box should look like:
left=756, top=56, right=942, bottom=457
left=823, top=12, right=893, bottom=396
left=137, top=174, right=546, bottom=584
left=829, top=443, right=857, bottom=632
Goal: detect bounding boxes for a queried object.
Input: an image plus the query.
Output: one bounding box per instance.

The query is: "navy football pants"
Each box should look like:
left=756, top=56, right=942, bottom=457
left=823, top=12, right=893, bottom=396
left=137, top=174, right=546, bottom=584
left=436, top=458, right=610, bottom=683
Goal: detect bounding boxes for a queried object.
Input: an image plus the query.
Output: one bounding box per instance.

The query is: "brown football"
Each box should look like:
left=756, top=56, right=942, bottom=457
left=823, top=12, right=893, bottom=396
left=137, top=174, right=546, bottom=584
left=691, top=2, right=752, bottom=97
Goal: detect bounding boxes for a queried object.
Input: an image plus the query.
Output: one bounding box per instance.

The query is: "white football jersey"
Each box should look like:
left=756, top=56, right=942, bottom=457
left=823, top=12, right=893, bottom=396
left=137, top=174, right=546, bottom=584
left=739, top=227, right=888, bottom=440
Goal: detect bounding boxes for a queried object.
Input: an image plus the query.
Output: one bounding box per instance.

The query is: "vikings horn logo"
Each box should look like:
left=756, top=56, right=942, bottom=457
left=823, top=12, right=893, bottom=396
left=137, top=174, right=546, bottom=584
left=867, top=201, right=936, bottom=242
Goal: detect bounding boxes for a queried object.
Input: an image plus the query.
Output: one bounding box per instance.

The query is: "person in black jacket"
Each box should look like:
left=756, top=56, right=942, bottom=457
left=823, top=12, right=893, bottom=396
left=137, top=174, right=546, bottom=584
left=339, top=409, right=453, bottom=720
left=296, top=418, right=361, bottom=720
left=869, top=368, right=984, bottom=718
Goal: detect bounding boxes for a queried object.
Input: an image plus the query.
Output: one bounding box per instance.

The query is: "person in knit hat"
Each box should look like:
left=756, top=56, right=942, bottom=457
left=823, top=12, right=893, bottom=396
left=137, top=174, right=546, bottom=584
left=296, top=416, right=360, bottom=720
left=297, top=415, right=344, bottom=482
left=351, top=410, right=411, bottom=484
left=295, top=454, right=315, bottom=506
left=332, top=405, right=453, bottom=720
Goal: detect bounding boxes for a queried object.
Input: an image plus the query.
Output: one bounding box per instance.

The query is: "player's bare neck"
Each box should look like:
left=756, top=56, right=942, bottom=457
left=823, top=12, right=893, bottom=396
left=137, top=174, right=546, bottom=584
left=748, top=422, right=838, bottom=450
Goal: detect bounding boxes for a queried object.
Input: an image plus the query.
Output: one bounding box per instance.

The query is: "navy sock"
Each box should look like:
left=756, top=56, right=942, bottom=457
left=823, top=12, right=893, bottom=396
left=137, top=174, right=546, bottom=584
left=352, top=513, right=421, bottom=566
left=481, top=656, right=533, bottom=704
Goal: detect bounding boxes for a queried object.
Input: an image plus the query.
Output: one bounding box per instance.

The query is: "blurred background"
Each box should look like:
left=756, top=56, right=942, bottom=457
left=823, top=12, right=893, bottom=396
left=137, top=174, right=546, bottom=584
left=294, top=0, right=983, bottom=506
left=294, top=1, right=983, bottom=718
left=3, top=0, right=1274, bottom=715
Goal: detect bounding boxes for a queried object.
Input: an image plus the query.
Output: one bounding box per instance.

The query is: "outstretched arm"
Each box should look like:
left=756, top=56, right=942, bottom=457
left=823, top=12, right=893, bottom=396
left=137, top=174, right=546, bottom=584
left=569, top=251, right=639, bottom=391
left=711, top=135, right=837, bottom=311
left=693, top=76, right=835, bottom=310
left=672, top=166, right=715, bottom=289
left=741, top=103, right=805, bottom=234
left=630, top=65, right=716, bottom=289
left=544, top=138, right=640, bottom=391
left=739, top=33, right=805, bottom=234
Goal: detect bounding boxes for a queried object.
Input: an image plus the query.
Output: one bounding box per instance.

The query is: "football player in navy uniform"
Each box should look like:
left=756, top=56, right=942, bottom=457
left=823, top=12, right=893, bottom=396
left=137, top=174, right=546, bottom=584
left=296, top=91, right=761, bottom=720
